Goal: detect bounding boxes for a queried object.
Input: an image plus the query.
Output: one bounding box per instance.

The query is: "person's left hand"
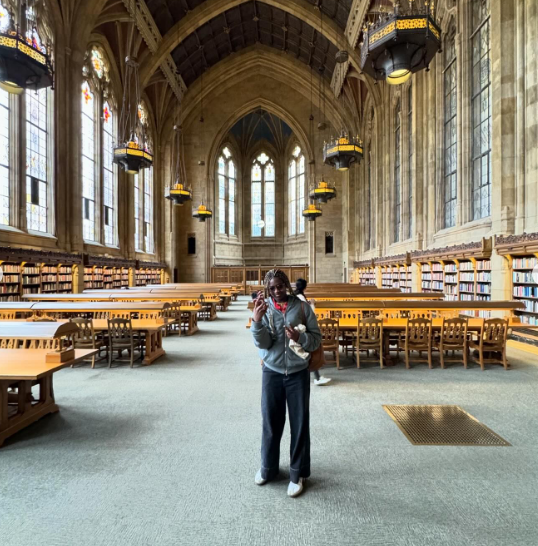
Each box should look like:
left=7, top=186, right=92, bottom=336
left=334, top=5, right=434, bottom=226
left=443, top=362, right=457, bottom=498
left=285, top=325, right=300, bottom=342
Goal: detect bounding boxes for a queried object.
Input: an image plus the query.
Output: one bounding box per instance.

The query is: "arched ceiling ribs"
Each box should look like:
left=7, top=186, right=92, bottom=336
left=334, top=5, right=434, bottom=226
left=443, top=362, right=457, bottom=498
left=170, top=2, right=339, bottom=87
left=139, top=0, right=362, bottom=89
left=161, top=45, right=346, bottom=144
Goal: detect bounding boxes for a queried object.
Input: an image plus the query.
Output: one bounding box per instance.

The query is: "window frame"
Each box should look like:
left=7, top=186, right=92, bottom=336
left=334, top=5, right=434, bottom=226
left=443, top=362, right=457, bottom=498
left=443, top=29, right=458, bottom=229
left=251, top=152, right=276, bottom=239
left=288, top=145, right=306, bottom=237
left=134, top=166, right=155, bottom=254
left=216, top=146, right=237, bottom=237
left=470, top=0, right=492, bottom=221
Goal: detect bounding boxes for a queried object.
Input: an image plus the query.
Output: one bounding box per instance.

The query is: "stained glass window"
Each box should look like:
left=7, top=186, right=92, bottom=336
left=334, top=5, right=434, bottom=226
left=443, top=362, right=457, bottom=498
left=81, top=82, right=96, bottom=241
left=394, top=100, right=401, bottom=243
left=134, top=173, right=140, bottom=250
left=0, top=88, right=9, bottom=226
left=25, top=89, right=48, bottom=232
left=252, top=153, right=275, bottom=237
left=444, top=30, right=457, bottom=228
left=217, top=147, right=235, bottom=235
left=288, top=146, right=305, bottom=236
left=407, top=85, right=413, bottom=239
left=91, top=48, right=106, bottom=79
left=471, top=0, right=491, bottom=220
left=144, top=167, right=154, bottom=254
left=103, top=101, right=116, bottom=246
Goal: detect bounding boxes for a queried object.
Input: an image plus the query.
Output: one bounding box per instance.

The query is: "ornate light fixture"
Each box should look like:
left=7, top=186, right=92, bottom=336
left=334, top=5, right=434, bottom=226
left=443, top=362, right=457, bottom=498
left=165, top=108, right=192, bottom=205
left=309, top=180, right=336, bottom=203
left=323, top=132, right=363, bottom=171
left=192, top=201, right=213, bottom=222
left=359, top=0, right=441, bottom=85
left=302, top=201, right=323, bottom=222
left=113, top=56, right=153, bottom=174
left=0, top=0, right=53, bottom=94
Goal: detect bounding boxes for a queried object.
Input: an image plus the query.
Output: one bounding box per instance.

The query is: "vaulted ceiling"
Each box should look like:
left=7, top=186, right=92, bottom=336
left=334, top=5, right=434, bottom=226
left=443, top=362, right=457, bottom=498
left=168, top=2, right=338, bottom=87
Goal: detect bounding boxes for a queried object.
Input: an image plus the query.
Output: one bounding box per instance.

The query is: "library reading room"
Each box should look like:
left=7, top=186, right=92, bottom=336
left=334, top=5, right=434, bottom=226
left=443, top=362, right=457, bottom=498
left=0, top=0, right=537, bottom=544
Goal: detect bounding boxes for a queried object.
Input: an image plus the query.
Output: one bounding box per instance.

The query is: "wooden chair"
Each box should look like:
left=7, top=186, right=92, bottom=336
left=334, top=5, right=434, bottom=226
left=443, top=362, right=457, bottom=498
left=69, top=317, right=106, bottom=368
left=432, top=317, right=468, bottom=369
left=318, top=318, right=340, bottom=370
left=398, top=317, right=433, bottom=369
left=106, top=318, right=144, bottom=368
left=198, top=295, right=213, bottom=321
left=469, top=318, right=509, bottom=370
left=356, top=317, right=383, bottom=369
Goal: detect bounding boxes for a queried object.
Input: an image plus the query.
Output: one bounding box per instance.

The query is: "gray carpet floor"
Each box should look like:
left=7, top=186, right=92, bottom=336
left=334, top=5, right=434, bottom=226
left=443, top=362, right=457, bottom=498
left=2, top=297, right=538, bottom=546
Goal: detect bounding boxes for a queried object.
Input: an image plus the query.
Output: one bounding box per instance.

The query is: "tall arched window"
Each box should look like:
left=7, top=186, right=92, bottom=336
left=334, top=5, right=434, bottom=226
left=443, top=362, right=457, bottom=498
left=471, top=0, right=491, bottom=220
left=81, top=82, right=96, bottom=241
left=394, top=100, right=401, bottom=243
left=25, top=88, right=50, bottom=233
left=251, top=152, right=275, bottom=238
left=217, top=147, right=236, bottom=236
left=288, top=145, right=305, bottom=236
left=81, top=46, right=117, bottom=245
left=134, top=102, right=154, bottom=254
left=444, top=29, right=457, bottom=228
left=366, top=142, right=372, bottom=250
left=0, top=89, right=10, bottom=226
left=407, top=85, right=413, bottom=239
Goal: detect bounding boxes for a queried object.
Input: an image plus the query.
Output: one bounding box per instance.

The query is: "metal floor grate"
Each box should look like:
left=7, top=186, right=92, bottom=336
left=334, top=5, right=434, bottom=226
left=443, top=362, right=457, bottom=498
left=383, top=405, right=511, bottom=446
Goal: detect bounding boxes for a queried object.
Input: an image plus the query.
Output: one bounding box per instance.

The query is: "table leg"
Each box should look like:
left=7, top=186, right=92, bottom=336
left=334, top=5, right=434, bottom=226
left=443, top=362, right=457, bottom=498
left=142, top=329, right=166, bottom=365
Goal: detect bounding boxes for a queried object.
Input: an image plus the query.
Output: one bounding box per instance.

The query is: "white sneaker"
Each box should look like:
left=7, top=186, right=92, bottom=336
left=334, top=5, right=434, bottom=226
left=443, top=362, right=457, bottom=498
left=314, top=376, right=332, bottom=386
left=255, top=469, right=267, bottom=485
left=287, top=478, right=305, bottom=498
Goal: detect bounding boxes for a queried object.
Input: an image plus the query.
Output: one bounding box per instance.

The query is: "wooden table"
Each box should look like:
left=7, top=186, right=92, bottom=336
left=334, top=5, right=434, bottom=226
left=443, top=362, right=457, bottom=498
left=90, top=320, right=166, bottom=365
left=0, top=348, right=97, bottom=447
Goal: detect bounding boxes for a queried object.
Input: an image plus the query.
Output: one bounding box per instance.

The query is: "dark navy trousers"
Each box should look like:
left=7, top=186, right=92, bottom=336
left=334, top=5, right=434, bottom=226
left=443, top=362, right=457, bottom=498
left=260, top=365, right=311, bottom=484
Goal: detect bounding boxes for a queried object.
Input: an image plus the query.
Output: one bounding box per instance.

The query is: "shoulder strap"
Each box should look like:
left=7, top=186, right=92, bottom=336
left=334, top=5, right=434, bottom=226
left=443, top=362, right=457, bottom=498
left=301, top=301, right=305, bottom=325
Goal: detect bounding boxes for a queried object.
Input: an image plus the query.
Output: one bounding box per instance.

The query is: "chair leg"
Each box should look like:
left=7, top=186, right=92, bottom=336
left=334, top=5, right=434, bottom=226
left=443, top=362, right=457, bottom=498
left=428, top=348, right=433, bottom=369
left=440, top=348, right=445, bottom=369
left=503, top=348, right=508, bottom=370
left=91, top=354, right=96, bottom=369
left=479, top=349, right=485, bottom=371
left=130, top=343, right=134, bottom=368
left=108, top=342, right=113, bottom=368
left=356, top=347, right=360, bottom=369
left=405, top=350, right=410, bottom=370
left=463, top=346, right=468, bottom=369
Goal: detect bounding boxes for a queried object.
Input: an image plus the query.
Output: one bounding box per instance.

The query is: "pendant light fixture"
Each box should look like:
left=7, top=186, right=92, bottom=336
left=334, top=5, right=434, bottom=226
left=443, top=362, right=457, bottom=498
left=359, top=0, right=441, bottom=85
left=302, top=201, right=323, bottom=222
left=113, top=55, right=153, bottom=174
left=323, top=131, right=363, bottom=171
left=166, top=101, right=192, bottom=205
left=0, top=0, right=53, bottom=94
left=192, top=66, right=212, bottom=222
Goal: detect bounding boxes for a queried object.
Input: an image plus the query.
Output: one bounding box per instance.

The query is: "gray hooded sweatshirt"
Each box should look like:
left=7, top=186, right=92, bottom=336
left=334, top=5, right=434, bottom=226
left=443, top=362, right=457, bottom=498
left=251, top=295, right=322, bottom=375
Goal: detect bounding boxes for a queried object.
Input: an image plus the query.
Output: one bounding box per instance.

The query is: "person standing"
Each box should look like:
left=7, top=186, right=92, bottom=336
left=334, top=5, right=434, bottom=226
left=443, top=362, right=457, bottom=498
left=294, top=278, right=331, bottom=386
left=251, top=269, right=321, bottom=498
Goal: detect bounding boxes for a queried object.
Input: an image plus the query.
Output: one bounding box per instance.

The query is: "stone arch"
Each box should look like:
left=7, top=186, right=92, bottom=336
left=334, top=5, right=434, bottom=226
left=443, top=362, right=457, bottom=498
left=162, top=47, right=347, bottom=147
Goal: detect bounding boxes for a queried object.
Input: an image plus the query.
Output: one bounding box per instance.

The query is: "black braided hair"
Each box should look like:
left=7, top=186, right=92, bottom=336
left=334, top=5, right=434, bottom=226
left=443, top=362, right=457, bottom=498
left=263, top=269, right=294, bottom=299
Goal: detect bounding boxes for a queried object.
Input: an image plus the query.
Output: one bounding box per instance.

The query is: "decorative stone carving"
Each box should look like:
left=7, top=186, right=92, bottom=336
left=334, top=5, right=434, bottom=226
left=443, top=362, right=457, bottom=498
left=410, top=238, right=492, bottom=262
left=0, top=246, right=82, bottom=264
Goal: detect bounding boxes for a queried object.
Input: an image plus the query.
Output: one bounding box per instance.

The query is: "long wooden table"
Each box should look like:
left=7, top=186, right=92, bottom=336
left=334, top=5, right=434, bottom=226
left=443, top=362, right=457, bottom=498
left=0, top=348, right=97, bottom=447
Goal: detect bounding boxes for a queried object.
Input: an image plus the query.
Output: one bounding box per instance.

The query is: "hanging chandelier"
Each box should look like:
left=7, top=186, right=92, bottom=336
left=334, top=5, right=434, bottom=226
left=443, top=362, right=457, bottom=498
left=192, top=202, right=213, bottom=222
left=0, top=0, right=53, bottom=94
left=324, top=132, right=363, bottom=171
left=359, top=0, right=441, bottom=85
left=165, top=117, right=192, bottom=205
left=302, top=201, right=322, bottom=222
left=309, top=180, right=336, bottom=203
left=113, top=56, right=153, bottom=174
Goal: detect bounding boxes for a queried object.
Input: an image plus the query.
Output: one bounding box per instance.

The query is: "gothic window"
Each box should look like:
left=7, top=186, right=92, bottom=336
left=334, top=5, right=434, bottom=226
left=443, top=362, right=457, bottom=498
left=444, top=29, right=457, bottom=228
left=144, top=166, right=154, bottom=254
left=0, top=89, right=9, bottom=226
left=394, top=100, right=401, bottom=243
left=102, top=102, right=117, bottom=245
left=251, top=152, right=275, bottom=238
left=288, top=145, right=305, bottom=236
left=407, top=85, right=413, bottom=239
left=366, top=143, right=372, bottom=251
left=217, top=147, right=236, bottom=236
left=132, top=103, right=155, bottom=254
left=471, top=0, right=491, bottom=220
left=81, top=82, right=96, bottom=241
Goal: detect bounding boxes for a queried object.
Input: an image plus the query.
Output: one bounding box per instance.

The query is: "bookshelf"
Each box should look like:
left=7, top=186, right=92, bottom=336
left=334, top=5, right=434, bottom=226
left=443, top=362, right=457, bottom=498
left=22, top=263, right=41, bottom=295
left=444, top=262, right=458, bottom=301
left=399, top=265, right=412, bottom=293
left=0, top=262, right=21, bottom=301
left=510, top=256, right=538, bottom=325
left=381, top=266, right=393, bottom=289
left=41, top=264, right=58, bottom=293
left=58, top=265, right=73, bottom=292
left=103, top=267, right=114, bottom=290
left=375, top=254, right=410, bottom=291
left=358, top=267, right=376, bottom=286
